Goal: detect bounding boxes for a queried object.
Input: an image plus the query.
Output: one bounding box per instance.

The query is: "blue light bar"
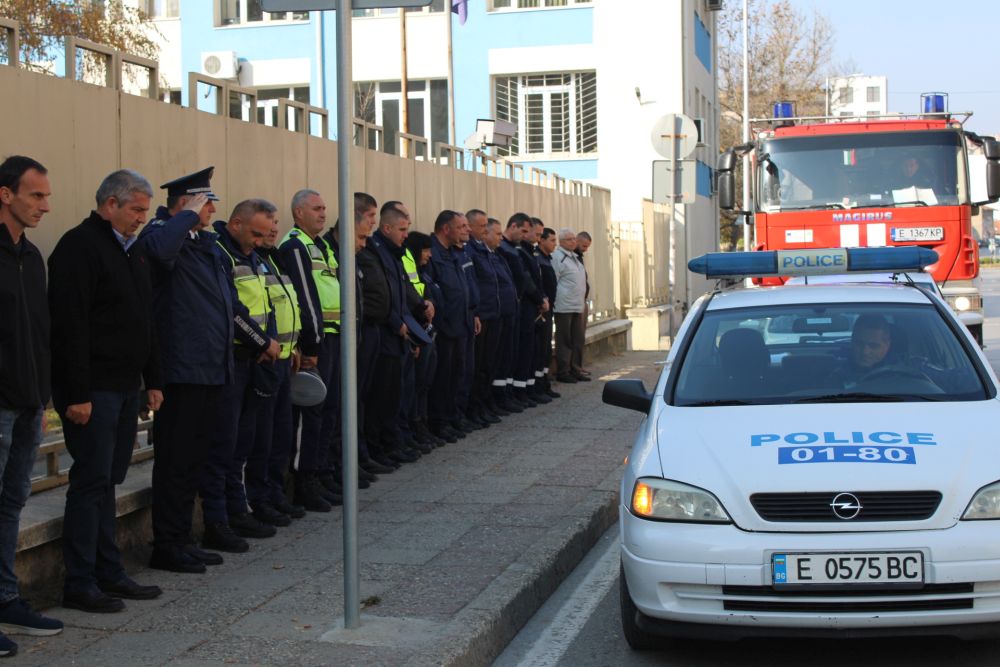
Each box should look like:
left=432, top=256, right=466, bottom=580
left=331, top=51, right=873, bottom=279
left=688, top=247, right=940, bottom=278
left=921, top=92, right=947, bottom=114
left=772, top=101, right=795, bottom=119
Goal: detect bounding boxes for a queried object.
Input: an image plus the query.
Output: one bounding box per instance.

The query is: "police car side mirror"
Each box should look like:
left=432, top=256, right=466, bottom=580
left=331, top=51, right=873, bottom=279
left=603, top=379, right=653, bottom=414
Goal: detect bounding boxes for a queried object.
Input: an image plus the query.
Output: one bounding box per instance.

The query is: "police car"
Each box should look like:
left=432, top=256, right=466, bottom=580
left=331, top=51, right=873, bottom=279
left=604, top=247, right=1000, bottom=647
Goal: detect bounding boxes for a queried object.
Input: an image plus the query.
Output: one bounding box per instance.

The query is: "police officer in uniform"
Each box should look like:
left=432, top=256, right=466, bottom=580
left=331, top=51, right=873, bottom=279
left=136, top=167, right=229, bottom=573
left=466, top=209, right=503, bottom=426
left=488, top=218, right=520, bottom=415
left=201, top=200, right=281, bottom=553
left=532, top=221, right=559, bottom=401
left=245, top=217, right=305, bottom=525
left=279, top=190, right=341, bottom=511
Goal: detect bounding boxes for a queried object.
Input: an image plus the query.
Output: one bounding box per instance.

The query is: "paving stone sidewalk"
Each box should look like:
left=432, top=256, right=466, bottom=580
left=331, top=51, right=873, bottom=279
left=17, top=350, right=662, bottom=667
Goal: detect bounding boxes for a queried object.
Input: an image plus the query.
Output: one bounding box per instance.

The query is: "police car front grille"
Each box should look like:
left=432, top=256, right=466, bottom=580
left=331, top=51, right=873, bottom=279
left=722, top=583, right=974, bottom=614
left=750, top=491, right=942, bottom=522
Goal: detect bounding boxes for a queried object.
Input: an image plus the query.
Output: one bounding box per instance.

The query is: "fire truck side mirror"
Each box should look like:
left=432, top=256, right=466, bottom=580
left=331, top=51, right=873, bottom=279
left=987, top=161, right=1000, bottom=202
left=718, top=171, right=737, bottom=210
left=983, top=137, right=1000, bottom=161
left=717, top=150, right=737, bottom=172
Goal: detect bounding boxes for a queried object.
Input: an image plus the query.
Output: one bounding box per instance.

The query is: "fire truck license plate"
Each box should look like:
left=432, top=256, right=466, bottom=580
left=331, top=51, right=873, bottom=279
left=891, top=227, right=943, bottom=242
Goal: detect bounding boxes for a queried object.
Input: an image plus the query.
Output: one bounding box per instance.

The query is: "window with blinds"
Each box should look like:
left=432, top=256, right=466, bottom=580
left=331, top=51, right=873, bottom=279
left=494, top=71, right=597, bottom=158
left=491, top=0, right=591, bottom=9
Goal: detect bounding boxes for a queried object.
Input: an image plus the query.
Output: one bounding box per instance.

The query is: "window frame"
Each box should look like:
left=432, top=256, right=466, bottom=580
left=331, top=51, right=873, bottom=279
left=217, top=0, right=309, bottom=27
left=488, top=0, right=592, bottom=13
left=146, top=0, right=179, bottom=19
left=355, top=79, right=449, bottom=157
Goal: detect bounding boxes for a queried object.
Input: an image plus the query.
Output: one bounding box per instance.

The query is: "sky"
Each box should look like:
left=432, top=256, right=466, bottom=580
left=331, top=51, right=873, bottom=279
left=806, top=0, right=1000, bottom=135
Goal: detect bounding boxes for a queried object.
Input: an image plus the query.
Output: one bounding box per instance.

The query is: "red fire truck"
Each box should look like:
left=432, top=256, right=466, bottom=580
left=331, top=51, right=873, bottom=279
left=716, top=99, right=1000, bottom=345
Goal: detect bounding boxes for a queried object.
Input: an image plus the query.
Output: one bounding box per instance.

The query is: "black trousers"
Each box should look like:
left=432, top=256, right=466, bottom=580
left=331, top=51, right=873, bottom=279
left=61, top=390, right=138, bottom=593
left=151, top=383, right=223, bottom=549
left=513, top=303, right=537, bottom=390
left=429, top=333, right=467, bottom=428
left=365, top=350, right=404, bottom=454
left=472, top=318, right=501, bottom=414
left=534, top=312, right=554, bottom=387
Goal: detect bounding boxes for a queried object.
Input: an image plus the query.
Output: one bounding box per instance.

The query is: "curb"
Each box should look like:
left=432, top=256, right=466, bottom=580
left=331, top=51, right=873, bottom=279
left=406, top=488, right=620, bottom=667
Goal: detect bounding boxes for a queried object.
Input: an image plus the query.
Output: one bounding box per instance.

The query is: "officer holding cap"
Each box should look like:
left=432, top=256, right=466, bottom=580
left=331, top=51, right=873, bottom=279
left=135, top=167, right=229, bottom=574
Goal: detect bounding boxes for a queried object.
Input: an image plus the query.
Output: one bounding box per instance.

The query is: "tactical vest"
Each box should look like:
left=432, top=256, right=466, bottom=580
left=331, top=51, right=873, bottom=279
left=217, top=242, right=269, bottom=346
left=402, top=248, right=425, bottom=297
left=282, top=227, right=341, bottom=333
left=265, top=255, right=301, bottom=359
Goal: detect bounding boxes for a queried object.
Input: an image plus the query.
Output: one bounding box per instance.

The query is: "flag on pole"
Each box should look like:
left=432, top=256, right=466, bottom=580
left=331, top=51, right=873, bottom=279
left=452, top=0, right=468, bottom=25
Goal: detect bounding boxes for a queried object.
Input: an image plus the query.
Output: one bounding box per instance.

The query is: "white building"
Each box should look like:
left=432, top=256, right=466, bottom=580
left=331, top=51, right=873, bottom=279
left=829, top=74, right=888, bottom=118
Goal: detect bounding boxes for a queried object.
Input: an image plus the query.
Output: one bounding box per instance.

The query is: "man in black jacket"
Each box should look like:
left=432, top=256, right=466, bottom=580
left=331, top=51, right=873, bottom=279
left=0, top=155, right=63, bottom=650
left=49, top=170, right=165, bottom=613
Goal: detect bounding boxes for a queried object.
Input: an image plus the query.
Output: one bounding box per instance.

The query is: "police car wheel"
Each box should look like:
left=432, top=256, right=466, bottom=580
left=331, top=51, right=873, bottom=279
left=619, top=562, right=660, bottom=651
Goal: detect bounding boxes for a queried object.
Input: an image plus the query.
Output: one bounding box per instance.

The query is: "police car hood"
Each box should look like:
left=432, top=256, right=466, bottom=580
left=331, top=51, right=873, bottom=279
left=655, top=401, right=1000, bottom=532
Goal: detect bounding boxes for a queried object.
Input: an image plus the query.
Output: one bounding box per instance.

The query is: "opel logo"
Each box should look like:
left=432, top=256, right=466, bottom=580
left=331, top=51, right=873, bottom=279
left=830, top=492, right=863, bottom=520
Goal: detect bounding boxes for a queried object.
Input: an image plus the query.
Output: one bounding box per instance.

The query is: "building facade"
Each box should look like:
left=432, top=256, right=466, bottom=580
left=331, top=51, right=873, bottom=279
left=829, top=74, right=889, bottom=118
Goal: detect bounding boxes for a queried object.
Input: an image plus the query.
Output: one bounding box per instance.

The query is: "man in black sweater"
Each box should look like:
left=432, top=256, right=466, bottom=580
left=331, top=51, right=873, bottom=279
left=0, top=156, right=63, bottom=652
left=49, top=170, right=164, bottom=613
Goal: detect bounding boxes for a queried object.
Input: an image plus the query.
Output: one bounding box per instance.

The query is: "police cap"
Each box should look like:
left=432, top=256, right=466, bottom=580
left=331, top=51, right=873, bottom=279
left=160, top=166, right=219, bottom=201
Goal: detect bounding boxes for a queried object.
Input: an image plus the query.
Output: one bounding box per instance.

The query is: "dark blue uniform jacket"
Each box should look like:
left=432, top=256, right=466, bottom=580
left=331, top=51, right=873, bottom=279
left=136, top=206, right=234, bottom=386
left=428, top=234, right=473, bottom=338
left=468, top=239, right=501, bottom=321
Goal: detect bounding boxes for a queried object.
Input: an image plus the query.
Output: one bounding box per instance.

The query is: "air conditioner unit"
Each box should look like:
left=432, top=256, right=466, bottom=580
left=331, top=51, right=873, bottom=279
left=201, top=51, right=238, bottom=79
left=706, top=0, right=723, bottom=10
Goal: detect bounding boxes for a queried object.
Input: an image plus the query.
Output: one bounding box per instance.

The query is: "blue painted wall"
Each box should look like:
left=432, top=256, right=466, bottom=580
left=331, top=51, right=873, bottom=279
left=697, top=159, right=712, bottom=198
left=694, top=12, right=711, bottom=73
left=451, top=3, right=593, bottom=152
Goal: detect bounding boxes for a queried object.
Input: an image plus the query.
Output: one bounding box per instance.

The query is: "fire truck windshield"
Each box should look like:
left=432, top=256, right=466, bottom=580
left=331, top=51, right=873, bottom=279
left=759, top=130, right=967, bottom=212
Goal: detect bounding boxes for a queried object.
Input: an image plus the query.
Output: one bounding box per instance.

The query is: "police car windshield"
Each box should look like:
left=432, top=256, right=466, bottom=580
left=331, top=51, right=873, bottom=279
left=672, top=302, right=987, bottom=406
left=758, top=130, right=966, bottom=212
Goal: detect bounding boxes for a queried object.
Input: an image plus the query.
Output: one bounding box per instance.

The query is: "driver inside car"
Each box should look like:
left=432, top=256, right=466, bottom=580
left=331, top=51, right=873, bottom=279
left=832, top=314, right=897, bottom=388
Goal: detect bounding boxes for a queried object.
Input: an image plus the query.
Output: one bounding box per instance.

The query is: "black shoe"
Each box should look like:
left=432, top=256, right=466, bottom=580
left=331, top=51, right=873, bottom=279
left=62, top=589, right=124, bottom=614
left=294, top=484, right=333, bottom=512
left=556, top=373, right=578, bottom=384
left=273, top=499, right=306, bottom=519
left=516, top=393, right=538, bottom=408
left=252, top=503, right=292, bottom=527
left=429, top=425, right=457, bottom=443
left=498, top=399, right=523, bottom=414
left=490, top=403, right=511, bottom=416
left=572, top=372, right=592, bottom=382
left=529, top=391, right=552, bottom=404
left=461, top=417, right=484, bottom=431
left=0, top=633, right=15, bottom=657
left=545, top=388, right=561, bottom=398
left=450, top=420, right=472, bottom=434
left=317, top=471, right=343, bottom=494
left=202, top=522, right=250, bottom=553
left=183, top=544, right=224, bottom=565
left=229, top=511, right=277, bottom=539
left=304, top=475, right=342, bottom=506
left=388, top=448, right=420, bottom=464
left=371, top=453, right=401, bottom=470
left=358, top=467, right=377, bottom=482
left=98, top=576, right=162, bottom=600
left=361, top=459, right=395, bottom=475
left=480, top=410, right=502, bottom=424
left=0, top=598, right=63, bottom=636
left=150, top=545, right=207, bottom=573
left=412, top=440, right=433, bottom=454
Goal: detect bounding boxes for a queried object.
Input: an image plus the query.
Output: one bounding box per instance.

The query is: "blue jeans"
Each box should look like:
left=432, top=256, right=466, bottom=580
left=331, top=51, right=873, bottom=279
left=60, top=391, right=137, bottom=593
left=0, top=408, right=43, bottom=603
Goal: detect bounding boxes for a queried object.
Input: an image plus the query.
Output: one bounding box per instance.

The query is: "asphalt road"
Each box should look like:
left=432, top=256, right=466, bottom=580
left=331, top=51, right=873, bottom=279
left=494, top=268, right=1000, bottom=667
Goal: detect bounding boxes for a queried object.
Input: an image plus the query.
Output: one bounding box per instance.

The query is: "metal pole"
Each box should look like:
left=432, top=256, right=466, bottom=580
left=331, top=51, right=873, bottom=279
left=400, top=10, right=409, bottom=157
left=446, top=5, right=456, bottom=146
left=335, top=0, right=360, bottom=631
left=741, top=0, right=751, bottom=252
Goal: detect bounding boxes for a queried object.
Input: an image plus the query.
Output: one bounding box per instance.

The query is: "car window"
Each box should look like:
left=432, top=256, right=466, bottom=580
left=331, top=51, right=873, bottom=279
left=672, top=302, right=988, bottom=406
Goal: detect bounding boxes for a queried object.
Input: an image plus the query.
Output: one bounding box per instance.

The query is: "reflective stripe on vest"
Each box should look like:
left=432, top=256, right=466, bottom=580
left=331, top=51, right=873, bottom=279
left=217, top=242, right=269, bottom=345
left=281, top=228, right=341, bottom=333
left=402, top=248, right=425, bottom=297
left=265, top=256, right=301, bottom=359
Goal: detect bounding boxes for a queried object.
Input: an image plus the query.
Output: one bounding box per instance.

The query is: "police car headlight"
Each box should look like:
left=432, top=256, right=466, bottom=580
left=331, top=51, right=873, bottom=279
left=962, top=481, right=1000, bottom=520
left=630, top=478, right=731, bottom=523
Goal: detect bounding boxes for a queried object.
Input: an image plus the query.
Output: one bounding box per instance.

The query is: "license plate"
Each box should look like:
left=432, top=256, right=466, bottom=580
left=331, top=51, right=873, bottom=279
left=772, top=552, right=923, bottom=586
left=891, top=226, right=943, bottom=242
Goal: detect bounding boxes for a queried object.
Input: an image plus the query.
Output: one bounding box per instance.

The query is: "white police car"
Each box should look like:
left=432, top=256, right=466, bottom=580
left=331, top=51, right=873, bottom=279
left=604, top=247, right=1000, bottom=647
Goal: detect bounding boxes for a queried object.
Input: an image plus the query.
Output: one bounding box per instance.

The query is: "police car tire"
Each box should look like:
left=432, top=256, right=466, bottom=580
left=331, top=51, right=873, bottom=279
left=619, top=562, right=659, bottom=651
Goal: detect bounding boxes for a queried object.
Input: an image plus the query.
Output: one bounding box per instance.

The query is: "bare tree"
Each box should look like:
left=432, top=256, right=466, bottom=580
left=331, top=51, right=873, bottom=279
left=716, top=0, right=839, bottom=249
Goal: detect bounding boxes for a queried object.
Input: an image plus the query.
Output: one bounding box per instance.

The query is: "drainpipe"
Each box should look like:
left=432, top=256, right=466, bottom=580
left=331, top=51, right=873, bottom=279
left=316, top=11, right=327, bottom=114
